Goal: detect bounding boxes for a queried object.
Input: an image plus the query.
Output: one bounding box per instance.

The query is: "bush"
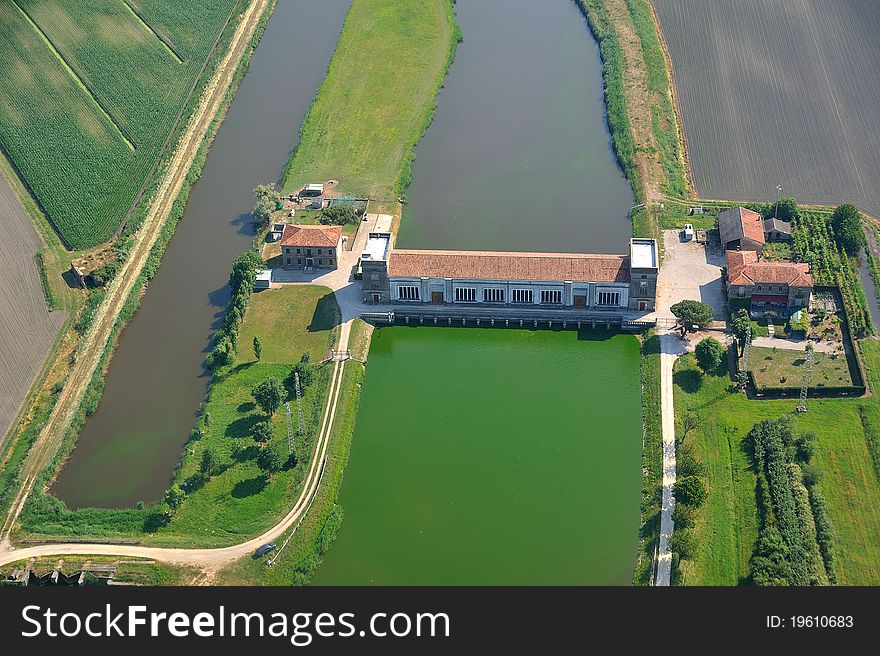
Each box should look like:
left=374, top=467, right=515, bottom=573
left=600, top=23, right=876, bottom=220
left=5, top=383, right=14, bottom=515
left=669, top=529, right=698, bottom=560
left=695, top=337, right=724, bottom=373
left=674, top=476, right=707, bottom=508
left=252, top=420, right=272, bottom=444
left=258, top=446, right=283, bottom=475
left=89, top=261, right=119, bottom=287
left=319, top=205, right=359, bottom=225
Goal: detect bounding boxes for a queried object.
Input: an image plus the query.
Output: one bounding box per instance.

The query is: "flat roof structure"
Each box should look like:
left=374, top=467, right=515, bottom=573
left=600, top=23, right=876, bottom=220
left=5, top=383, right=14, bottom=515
left=630, top=238, right=658, bottom=269
left=362, top=232, right=391, bottom=262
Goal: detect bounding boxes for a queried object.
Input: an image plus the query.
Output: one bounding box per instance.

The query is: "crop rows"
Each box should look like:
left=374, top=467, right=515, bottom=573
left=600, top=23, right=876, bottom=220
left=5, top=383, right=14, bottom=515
left=654, top=0, right=880, bottom=218
left=0, top=0, right=238, bottom=248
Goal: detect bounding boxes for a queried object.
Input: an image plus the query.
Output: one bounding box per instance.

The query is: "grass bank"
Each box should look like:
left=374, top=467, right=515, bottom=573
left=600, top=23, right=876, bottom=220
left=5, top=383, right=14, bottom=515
left=281, top=0, right=458, bottom=199
left=672, top=347, right=880, bottom=585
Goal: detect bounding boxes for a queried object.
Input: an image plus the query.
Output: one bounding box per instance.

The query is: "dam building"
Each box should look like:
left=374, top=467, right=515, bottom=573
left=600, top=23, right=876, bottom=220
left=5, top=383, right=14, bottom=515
left=361, top=237, right=658, bottom=313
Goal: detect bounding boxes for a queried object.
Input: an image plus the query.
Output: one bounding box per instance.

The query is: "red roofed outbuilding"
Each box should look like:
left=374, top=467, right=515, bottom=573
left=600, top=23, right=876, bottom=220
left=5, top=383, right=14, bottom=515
left=718, top=207, right=766, bottom=254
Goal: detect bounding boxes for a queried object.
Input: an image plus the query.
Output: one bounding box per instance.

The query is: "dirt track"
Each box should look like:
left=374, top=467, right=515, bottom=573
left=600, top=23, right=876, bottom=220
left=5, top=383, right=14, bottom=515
left=0, top=0, right=270, bottom=545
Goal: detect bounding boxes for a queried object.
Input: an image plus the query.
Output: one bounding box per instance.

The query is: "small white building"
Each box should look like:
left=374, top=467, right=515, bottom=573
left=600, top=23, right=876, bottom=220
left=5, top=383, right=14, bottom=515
left=254, top=269, right=272, bottom=290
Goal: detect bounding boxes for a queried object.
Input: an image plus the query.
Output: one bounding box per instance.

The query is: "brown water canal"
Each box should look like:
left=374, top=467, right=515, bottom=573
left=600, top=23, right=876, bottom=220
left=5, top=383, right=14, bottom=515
left=51, top=0, right=352, bottom=508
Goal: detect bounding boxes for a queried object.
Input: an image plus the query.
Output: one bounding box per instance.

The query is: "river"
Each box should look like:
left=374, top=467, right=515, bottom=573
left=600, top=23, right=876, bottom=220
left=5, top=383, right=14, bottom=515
left=398, top=0, right=635, bottom=253
left=51, top=0, right=352, bottom=509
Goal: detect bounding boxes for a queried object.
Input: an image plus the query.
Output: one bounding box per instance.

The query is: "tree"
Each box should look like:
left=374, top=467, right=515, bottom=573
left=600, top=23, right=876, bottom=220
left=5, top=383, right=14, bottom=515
left=730, top=309, right=752, bottom=355
left=669, top=529, right=698, bottom=560
left=286, top=352, right=315, bottom=391
left=253, top=335, right=263, bottom=361
left=200, top=448, right=218, bottom=477
left=89, top=261, right=119, bottom=287
left=672, top=504, right=696, bottom=530
left=258, top=446, right=283, bottom=476
left=252, top=378, right=284, bottom=416
left=670, top=300, right=714, bottom=329
left=206, top=335, right=235, bottom=370
left=695, top=337, right=725, bottom=374
left=773, top=197, right=799, bottom=223
left=830, top=203, right=865, bottom=255
left=674, top=475, right=707, bottom=507
left=163, top=485, right=186, bottom=511
left=319, top=205, right=359, bottom=225
left=252, top=184, right=280, bottom=228
left=252, top=420, right=272, bottom=444
left=229, top=250, right=262, bottom=290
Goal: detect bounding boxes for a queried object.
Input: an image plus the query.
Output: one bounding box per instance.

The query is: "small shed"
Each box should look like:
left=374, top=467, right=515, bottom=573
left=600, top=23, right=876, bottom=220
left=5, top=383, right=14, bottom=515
left=254, top=269, right=272, bottom=290
left=301, top=183, right=324, bottom=197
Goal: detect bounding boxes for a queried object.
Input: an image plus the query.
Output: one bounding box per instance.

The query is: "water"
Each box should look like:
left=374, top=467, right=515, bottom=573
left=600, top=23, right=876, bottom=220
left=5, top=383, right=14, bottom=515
left=51, top=0, right=352, bottom=508
left=313, top=327, right=643, bottom=585
left=397, top=0, right=635, bottom=254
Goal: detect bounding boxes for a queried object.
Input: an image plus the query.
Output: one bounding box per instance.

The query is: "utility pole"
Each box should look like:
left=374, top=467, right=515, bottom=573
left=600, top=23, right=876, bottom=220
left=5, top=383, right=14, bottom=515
left=774, top=184, right=783, bottom=219
left=797, top=344, right=815, bottom=413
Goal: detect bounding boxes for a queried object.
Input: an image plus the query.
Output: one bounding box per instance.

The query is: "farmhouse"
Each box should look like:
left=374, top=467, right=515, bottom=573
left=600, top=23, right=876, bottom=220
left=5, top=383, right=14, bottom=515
left=363, top=238, right=658, bottom=312
left=718, top=207, right=765, bottom=253
left=280, top=224, right=342, bottom=270
left=726, top=250, right=813, bottom=313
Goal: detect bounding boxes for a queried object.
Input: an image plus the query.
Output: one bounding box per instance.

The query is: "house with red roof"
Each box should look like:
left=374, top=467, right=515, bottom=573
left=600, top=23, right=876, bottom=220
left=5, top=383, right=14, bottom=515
left=726, top=250, right=813, bottom=314
left=280, top=224, right=343, bottom=270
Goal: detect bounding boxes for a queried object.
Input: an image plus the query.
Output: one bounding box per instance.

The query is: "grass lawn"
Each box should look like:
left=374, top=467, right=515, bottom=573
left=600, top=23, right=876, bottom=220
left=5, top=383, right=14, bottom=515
left=282, top=0, right=457, bottom=198
left=674, top=343, right=880, bottom=585
left=238, top=285, right=339, bottom=364
left=749, top=346, right=854, bottom=390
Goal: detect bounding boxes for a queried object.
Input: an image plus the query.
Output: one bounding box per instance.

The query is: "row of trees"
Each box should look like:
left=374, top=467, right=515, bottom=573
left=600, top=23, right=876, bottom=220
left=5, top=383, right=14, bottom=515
left=206, top=250, right=262, bottom=370
left=748, top=417, right=836, bottom=585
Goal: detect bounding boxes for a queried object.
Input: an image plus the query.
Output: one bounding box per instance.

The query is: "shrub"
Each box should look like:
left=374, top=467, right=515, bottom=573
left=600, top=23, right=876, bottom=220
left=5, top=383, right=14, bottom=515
left=319, top=205, right=359, bottom=225
left=252, top=378, right=284, bottom=416
left=669, top=529, right=698, bottom=560
left=674, top=475, right=707, bottom=508
left=258, top=446, right=283, bottom=476
left=695, top=337, right=725, bottom=373
left=252, top=420, right=272, bottom=444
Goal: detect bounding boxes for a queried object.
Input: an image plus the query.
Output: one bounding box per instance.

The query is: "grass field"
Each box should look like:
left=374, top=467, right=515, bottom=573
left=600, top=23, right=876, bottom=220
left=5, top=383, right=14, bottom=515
left=673, top=346, right=880, bottom=585
left=654, top=0, right=880, bottom=218
left=238, top=285, right=339, bottom=365
left=0, top=0, right=241, bottom=248
left=17, top=286, right=340, bottom=546
left=282, top=0, right=457, bottom=199
left=749, top=346, right=855, bottom=391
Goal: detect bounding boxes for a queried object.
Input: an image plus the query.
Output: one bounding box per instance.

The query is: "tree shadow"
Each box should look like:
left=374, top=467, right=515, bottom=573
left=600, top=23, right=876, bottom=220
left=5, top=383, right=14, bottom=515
left=237, top=401, right=256, bottom=413
left=225, top=414, right=261, bottom=439
left=234, top=444, right=260, bottom=463
left=575, top=327, right=616, bottom=342
left=642, top=334, right=661, bottom=356
left=231, top=476, right=267, bottom=499
left=308, top=292, right=340, bottom=333
left=674, top=369, right=703, bottom=394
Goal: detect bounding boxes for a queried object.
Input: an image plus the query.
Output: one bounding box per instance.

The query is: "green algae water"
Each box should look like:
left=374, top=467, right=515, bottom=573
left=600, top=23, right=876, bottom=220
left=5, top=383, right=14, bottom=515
left=313, top=327, right=643, bottom=585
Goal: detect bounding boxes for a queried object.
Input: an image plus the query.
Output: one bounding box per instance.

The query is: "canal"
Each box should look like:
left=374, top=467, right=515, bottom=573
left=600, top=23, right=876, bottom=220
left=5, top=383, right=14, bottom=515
left=51, top=0, right=352, bottom=508
left=313, top=327, right=643, bottom=585
left=397, top=0, right=635, bottom=253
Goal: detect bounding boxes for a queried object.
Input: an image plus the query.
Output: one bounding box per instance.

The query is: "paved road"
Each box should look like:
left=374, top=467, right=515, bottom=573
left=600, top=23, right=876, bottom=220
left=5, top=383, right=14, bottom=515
left=655, top=331, right=685, bottom=586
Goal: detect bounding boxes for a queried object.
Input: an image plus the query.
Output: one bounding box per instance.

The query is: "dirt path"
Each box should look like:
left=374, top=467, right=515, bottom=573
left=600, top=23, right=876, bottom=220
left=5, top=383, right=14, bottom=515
left=0, top=0, right=271, bottom=547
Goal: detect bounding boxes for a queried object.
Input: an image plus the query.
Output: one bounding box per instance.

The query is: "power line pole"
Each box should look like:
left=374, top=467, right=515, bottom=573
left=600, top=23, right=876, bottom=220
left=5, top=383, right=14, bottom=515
left=797, top=344, right=814, bottom=413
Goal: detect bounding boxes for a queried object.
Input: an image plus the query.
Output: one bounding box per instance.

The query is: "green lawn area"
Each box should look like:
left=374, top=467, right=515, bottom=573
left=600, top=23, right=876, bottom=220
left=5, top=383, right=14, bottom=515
left=674, top=342, right=880, bottom=585
left=282, top=0, right=457, bottom=198
left=749, top=346, right=855, bottom=391
left=238, top=285, right=339, bottom=364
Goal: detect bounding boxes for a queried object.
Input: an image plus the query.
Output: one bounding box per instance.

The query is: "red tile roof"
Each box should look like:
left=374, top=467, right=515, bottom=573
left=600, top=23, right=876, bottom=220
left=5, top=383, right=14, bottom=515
left=718, top=207, right=766, bottom=246
left=388, top=249, right=630, bottom=283
left=726, top=250, right=813, bottom=287
left=280, top=224, right=342, bottom=248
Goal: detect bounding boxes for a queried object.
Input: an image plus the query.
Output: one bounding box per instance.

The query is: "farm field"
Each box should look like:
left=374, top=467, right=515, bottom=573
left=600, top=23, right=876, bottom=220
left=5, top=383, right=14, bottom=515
left=673, top=348, right=880, bottom=585
left=0, top=174, right=65, bottom=447
left=654, top=0, right=880, bottom=217
left=0, top=0, right=242, bottom=248
left=282, top=0, right=457, bottom=199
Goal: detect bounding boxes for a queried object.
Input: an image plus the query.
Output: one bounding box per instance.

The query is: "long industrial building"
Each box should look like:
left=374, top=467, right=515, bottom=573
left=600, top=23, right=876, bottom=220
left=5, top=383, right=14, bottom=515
left=361, top=235, right=657, bottom=313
